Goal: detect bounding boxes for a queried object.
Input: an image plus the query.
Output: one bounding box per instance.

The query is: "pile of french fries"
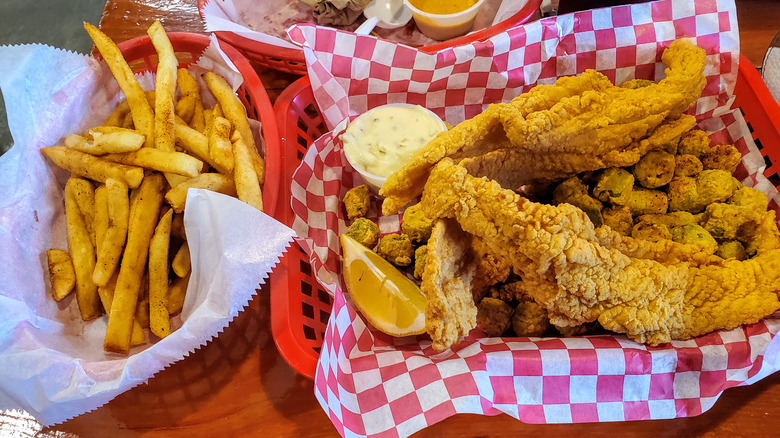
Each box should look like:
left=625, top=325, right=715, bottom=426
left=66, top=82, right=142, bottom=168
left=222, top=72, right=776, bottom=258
left=42, top=21, right=265, bottom=354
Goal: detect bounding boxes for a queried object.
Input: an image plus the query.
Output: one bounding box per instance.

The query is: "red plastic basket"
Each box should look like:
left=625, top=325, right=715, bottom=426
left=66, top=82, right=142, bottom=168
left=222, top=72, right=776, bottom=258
left=197, top=0, right=542, bottom=75
left=269, top=56, right=780, bottom=380
left=112, top=32, right=281, bottom=218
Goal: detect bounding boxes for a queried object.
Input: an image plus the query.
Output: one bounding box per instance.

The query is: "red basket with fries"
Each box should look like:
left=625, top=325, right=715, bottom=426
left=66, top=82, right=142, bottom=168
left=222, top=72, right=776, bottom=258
left=197, top=0, right=543, bottom=75
left=270, top=56, right=780, bottom=378
left=113, top=32, right=280, bottom=217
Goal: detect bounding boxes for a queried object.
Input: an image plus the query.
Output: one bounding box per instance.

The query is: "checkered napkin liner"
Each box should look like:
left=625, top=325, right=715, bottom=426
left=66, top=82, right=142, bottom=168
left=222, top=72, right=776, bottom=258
left=286, top=0, right=780, bottom=436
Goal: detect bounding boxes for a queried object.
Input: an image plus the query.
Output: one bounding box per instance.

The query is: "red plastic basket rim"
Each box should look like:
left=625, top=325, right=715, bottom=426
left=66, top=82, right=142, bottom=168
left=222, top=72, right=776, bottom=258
left=110, top=31, right=281, bottom=219
left=196, top=0, right=542, bottom=64
left=270, top=54, right=780, bottom=380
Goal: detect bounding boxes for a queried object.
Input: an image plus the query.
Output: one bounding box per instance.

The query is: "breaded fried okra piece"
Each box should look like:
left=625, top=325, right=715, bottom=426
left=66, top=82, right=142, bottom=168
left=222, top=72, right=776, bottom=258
left=413, top=245, right=427, bottom=279
left=553, top=176, right=603, bottom=227
left=631, top=222, right=672, bottom=243
left=512, top=301, right=550, bottom=337
left=635, top=211, right=697, bottom=228
left=700, top=203, right=762, bottom=240
left=602, top=205, right=634, bottom=236
left=729, top=186, right=769, bottom=211
left=490, top=281, right=528, bottom=303
left=678, top=129, right=710, bottom=158
left=697, top=170, right=737, bottom=205
left=670, top=224, right=718, bottom=252
left=633, top=150, right=676, bottom=188
left=742, top=211, right=780, bottom=256
left=716, top=240, right=747, bottom=261
left=344, top=218, right=380, bottom=248
left=592, top=168, right=634, bottom=202
left=402, top=203, right=434, bottom=244
left=668, top=176, right=699, bottom=212
left=476, top=297, right=513, bottom=337
left=702, top=144, right=741, bottom=173
left=343, top=184, right=371, bottom=220
left=377, top=233, right=413, bottom=266
left=674, top=154, right=703, bottom=177
left=613, top=187, right=668, bottom=216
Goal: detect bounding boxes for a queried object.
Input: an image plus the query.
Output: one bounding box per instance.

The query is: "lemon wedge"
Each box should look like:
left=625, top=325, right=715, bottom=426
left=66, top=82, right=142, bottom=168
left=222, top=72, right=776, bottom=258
left=340, top=233, right=427, bottom=336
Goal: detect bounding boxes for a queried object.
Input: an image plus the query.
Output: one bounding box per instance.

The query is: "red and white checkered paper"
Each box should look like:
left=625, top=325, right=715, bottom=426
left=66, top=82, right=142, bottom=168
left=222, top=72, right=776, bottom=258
left=287, top=0, right=780, bottom=436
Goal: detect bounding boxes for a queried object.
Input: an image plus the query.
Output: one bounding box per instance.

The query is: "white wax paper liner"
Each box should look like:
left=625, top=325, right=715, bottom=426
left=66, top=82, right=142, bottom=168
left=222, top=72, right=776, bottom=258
left=285, top=0, right=780, bottom=436
left=0, top=37, right=296, bottom=426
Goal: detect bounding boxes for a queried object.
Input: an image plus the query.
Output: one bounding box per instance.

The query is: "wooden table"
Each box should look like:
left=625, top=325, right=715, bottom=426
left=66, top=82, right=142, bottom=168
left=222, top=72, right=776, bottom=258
left=6, top=0, right=780, bottom=436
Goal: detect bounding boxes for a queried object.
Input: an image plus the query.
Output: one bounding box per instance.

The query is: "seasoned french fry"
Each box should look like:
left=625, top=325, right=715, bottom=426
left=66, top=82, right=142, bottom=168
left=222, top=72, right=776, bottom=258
left=212, top=102, right=223, bottom=119
left=149, top=209, right=173, bottom=338
left=121, top=111, right=134, bottom=129
left=172, top=241, right=191, bottom=277
left=68, top=178, right=97, bottom=249
left=167, top=272, right=189, bottom=315
left=65, top=127, right=144, bottom=155
left=203, top=72, right=265, bottom=184
left=176, top=68, right=201, bottom=125
left=101, top=148, right=204, bottom=178
left=65, top=178, right=101, bottom=320
left=136, top=296, right=150, bottom=329
left=93, top=178, right=130, bottom=287
left=104, top=99, right=131, bottom=127
left=232, top=132, right=263, bottom=211
left=175, top=96, right=196, bottom=124
left=97, top=272, right=146, bottom=346
left=42, top=146, right=144, bottom=188
left=165, top=173, right=237, bottom=213
left=104, top=173, right=165, bottom=354
left=203, top=108, right=213, bottom=136
left=147, top=21, right=177, bottom=152
left=174, top=122, right=214, bottom=163
left=171, top=212, right=186, bottom=240
left=209, top=116, right=234, bottom=174
left=47, top=249, right=76, bottom=301
left=84, top=22, right=155, bottom=149
left=94, top=185, right=109, bottom=255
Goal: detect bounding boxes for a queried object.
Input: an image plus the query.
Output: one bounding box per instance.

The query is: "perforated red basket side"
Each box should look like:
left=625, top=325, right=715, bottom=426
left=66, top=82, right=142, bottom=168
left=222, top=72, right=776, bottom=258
left=114, top=32, right=280, bottom=218
left=270, top=56, right=780, bottom=379
left=197, top=0, right=543, bottom=75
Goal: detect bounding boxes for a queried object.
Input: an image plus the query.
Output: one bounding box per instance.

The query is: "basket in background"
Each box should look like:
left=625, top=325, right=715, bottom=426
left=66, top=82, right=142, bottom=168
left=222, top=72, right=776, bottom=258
left=197, top=0, right=543, bottom=75
left=270, top=57, right=780, bottom=380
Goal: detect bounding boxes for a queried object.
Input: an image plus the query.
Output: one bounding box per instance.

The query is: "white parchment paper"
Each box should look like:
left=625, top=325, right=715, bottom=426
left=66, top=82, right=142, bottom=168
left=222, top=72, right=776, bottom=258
left=0, top=39, right=295, bottom=426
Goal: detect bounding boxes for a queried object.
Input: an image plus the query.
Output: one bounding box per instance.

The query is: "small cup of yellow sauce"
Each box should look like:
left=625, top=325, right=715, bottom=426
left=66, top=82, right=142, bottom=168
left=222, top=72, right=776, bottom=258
left=403, top=0, right=486, bottom=40
left=340, top=103, right=447, bottom=193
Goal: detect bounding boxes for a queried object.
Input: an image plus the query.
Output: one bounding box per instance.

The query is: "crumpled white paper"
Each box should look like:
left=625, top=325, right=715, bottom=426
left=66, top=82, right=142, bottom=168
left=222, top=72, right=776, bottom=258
left=0, top=38, right=295, bottom=426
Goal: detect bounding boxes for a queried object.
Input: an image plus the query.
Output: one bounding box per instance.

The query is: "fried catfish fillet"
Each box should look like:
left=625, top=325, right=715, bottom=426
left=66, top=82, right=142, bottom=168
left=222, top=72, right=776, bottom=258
left=381, top=39, right=706, bottom=214
left=420, top=159, right=780, bottom=345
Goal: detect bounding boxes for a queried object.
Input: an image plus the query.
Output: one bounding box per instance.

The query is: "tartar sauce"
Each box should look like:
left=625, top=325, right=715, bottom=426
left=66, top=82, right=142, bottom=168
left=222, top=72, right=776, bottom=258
left=341, top=104, right=446, bottom=178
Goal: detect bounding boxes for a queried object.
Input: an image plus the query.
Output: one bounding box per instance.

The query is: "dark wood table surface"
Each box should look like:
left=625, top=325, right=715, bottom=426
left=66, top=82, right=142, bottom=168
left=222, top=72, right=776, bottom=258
left=5, top=0, right=780, bottom=436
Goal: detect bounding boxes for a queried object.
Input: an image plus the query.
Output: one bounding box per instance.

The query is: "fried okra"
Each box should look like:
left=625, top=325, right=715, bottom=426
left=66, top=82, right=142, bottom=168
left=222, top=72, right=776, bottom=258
left=402, top=203, right=434, bottom=243
left=700, top=203, right=761, bottom=240
left=512, top=301, right=550, bottom=337
left=633, top=150, right=676, bottom=188
left=377, top=233, right=413, bottom=266
left=697, top=170, right=737, bottom=205
left=602, top=206, right=633, bottom=235
left=631, top=222, right=672, bottom=242
left=553, top=177, right=603, bottom=227
left=343, top=185, right=370, bottom=220
left=490, top=281, right=528, bottom=303
left=702, top=144, right=741, bottom=173
left=476, top=297, right=513, bottom=337
left=613, top=187, right=668, bottom=216
left=670, top=224, right=718, bottom=251
left=674, top=154, right=703, bottom=177
left=636, top=211, right=696, bottom=228
left=593, top=168, right=634, bottom=202
left=668, top=176, right=699, bottom=212
left=729, top=186, right=769, bottom=211
left=678, top=129, right=710, bottom=158
left=413, top=245, right=427, bottom=279
left=716, top=240, right=747, bottom=261
left=345, top=218, right=380, bottom=248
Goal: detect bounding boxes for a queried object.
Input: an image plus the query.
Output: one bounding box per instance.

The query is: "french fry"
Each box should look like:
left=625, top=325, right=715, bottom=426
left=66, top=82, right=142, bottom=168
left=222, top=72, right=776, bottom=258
left=172, top=241, right=191, bottom=277
left=94, top=185, right=109, bottom=255
left=65, top=178, right=101, bottom=320
left=68, top=178, right=97, bottom=249
left=164, top=173, right=237, bottom=213
left=167, top=272, right=189, bottom=315
left=84, top=22, right=155, bottom=149
left=203, top=108, right=213, bottom=136
left=47, top=249, right=76, bottom=301
left=176, top=69, right=200, bottom=123
left=65, top=127, right=145, bottom=155
left=171, top=212, right=186, bottom=240
left=212, top=102, right=223, bottom=119
left=101, top=148, right=204, bottom=178
left=93, top=178, right=130, bottom=287
left=149, top=209, right=173, bottom=338
left=97, top=272, right=146, bottom=346
left=104, top=173, right=165, bottom=354
left=231, top=132, right=263, bottom=211
left=175, top=96, right=196, bottom=125
left=147, top=21, right=177, bottom=153
left=209, top=116, right=234, bottom=174
left=121, top=111, right=134, bottom=129
left=174, top=122, right=219, bottom=167
left=104, top=99, right=131, bottom=127
left=203, top=72, right=265, bottom=184
left=41, top=146, right=144, bottom=188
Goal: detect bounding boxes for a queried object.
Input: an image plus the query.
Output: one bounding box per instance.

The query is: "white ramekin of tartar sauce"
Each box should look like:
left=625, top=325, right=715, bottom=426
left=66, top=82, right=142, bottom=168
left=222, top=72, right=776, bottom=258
left=340, top=103, right=447, bottom=193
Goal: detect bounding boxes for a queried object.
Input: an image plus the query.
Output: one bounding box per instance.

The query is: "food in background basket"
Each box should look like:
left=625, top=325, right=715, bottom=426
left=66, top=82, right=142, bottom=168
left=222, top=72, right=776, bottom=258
left=343, top=184, right=370, bottom=220
left=41, top=21, right=265, bottom=354
left=300, top=0, right=371, bottom=26
left=404, top=0, right=486, bottom=40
